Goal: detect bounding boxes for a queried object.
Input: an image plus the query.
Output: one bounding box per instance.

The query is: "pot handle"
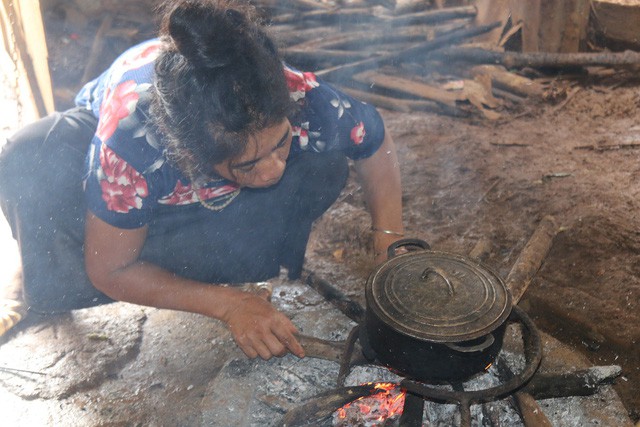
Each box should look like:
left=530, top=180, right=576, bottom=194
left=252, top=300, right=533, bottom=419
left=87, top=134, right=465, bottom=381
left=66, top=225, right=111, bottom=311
left=444, top=333, right=495, bottom=353
left=386, top=238, right=431, bottom=259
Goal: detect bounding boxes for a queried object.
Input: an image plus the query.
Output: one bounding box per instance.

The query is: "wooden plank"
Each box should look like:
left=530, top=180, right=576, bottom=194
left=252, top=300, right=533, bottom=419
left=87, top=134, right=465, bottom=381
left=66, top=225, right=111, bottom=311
left=1, top=0, right=54, bottom=118
left=18, top=0, right=54, bottom=114
left=473, top=0, right=511, bottom=45
left=592, top=0, right=640, bottom=45
left=510, top=0, right=590, bottom=53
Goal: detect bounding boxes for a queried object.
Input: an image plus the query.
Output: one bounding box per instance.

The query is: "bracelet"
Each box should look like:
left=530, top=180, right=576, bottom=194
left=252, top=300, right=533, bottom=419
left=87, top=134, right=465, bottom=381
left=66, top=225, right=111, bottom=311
left=371, top=227, right=404, bottom=237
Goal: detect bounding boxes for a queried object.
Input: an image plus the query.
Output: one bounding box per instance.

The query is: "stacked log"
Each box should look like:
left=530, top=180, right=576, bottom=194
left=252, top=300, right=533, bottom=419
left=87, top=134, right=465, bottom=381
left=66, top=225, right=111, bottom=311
left=266, top=0, right=640, bottom=119
left=39, top=0, right=640, bottom=117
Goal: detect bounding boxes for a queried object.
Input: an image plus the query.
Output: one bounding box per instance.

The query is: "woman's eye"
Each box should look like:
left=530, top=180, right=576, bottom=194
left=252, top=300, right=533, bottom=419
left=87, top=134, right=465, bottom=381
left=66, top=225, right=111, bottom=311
left=236, top=164, right=255, bottom=174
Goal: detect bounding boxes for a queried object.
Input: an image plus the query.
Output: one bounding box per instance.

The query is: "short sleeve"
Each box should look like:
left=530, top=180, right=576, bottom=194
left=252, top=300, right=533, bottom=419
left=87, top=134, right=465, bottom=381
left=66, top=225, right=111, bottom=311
left=285, top=65, right=385, bottom=160
left=85, top=137, right=154, bottom=229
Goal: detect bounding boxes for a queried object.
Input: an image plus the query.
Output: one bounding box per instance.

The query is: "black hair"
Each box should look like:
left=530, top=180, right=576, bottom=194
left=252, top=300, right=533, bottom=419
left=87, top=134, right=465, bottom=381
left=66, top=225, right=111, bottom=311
left=150, top=0, right=295, bottom=180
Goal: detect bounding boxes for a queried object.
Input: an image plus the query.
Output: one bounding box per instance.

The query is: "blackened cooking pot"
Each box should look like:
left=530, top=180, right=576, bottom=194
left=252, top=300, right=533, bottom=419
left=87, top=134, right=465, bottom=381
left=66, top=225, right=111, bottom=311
left=361, top=239, right=512, bottom=382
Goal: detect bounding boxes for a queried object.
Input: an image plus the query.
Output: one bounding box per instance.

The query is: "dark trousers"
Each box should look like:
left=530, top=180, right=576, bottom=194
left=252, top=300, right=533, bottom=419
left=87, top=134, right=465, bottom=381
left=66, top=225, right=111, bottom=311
left=0, top=109, right=349, bottom=313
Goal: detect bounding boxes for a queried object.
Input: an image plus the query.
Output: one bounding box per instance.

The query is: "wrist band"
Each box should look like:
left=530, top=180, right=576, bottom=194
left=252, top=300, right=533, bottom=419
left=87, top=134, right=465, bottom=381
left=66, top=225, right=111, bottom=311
left=372, top=227, right=404, bottom=236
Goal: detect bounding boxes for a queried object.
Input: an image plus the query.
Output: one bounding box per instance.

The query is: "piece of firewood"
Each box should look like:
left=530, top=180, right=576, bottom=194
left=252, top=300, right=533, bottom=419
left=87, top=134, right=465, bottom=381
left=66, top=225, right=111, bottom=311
left=270, top=25, right=345, bottom=48
left=514, top=392, right=553, bottom=427
left=385, top=4, right=476, bottom=26
left=301, top=269, right=366, bottom=324
left=505, top=215, right=558, bottom=304
left=296, top=334, right=346, bottom=363
left=522, top=365, right=622, bottom=399
left=269, top=7, right=381, bottom=25
left=316, top=22, right=501, bottom=82
left=281, top=383, right=396, bottom=427
left=81, top=14, right=114, bottom=84
left=339, top=86, right=464, bottom=116
left=285, top=25, right=437, bottom=51
left=283, top=48, right=376, bottom=67
left=433, top=46, right=640, bottom=69
left=469, top=65, right=544, bottom=99
left=352, top=70, right=462, bottom=106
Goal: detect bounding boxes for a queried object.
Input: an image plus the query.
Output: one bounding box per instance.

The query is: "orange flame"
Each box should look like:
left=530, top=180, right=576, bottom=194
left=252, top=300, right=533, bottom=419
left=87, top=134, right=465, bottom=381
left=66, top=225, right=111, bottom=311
left=336, top=383, right=406, bottom=424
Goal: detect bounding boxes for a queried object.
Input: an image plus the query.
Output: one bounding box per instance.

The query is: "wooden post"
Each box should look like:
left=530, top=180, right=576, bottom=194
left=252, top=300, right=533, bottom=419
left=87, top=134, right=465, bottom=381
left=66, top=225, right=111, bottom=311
left=0, top=0, right=55, bottom=118
left=510, top=0, right=591, bottom=53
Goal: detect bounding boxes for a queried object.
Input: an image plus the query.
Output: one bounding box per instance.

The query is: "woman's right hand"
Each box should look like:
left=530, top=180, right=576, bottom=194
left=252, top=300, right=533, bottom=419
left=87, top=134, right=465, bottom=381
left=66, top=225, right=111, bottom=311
left=221, top=291, right=305, bottom=360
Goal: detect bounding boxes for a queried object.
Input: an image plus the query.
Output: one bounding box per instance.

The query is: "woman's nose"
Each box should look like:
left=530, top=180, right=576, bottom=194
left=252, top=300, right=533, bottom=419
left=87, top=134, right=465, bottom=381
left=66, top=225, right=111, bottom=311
left=259, top=153, right=286, bottom=184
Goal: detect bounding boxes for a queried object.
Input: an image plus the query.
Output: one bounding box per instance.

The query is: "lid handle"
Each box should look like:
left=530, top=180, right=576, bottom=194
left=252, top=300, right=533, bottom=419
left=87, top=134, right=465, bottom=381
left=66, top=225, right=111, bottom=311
left=386, top=238, right=431, bottom=259
left=421, top=267, right=455, bottom=296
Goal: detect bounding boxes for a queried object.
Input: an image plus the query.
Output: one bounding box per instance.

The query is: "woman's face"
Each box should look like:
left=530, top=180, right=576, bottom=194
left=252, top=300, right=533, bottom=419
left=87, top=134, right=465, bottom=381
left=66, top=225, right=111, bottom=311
left=213, top=119, right=293, bottom=188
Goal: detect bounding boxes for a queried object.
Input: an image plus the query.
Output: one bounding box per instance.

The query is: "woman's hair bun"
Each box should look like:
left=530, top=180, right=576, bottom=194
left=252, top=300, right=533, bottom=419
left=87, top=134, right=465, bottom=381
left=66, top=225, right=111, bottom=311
left=166, top=0, right=255, bottom=70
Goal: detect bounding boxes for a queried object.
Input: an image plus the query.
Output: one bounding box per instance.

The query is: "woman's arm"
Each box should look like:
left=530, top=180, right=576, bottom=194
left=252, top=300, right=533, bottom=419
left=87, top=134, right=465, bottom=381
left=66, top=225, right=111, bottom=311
left=353, top=127, right=404, bottom=264
left=84, top=212, right=304, bottom=360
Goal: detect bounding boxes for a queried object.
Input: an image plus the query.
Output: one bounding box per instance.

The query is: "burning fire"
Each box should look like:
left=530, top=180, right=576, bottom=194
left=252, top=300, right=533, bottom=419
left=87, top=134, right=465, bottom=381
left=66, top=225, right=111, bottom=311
left=333, top=383, right=406, bottom=426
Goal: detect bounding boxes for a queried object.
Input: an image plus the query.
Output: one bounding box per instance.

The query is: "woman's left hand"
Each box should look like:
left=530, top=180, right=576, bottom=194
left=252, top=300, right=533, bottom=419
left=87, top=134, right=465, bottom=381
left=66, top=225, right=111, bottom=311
left=221, top=291, right=305, bottom=360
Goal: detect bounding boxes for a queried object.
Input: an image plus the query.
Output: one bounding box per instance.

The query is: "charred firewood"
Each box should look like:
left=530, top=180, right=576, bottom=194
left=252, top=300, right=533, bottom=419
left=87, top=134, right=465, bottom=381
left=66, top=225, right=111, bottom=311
left=522, top=365, right=623, bottom=400
left=281, top=383, right=397, bottom=427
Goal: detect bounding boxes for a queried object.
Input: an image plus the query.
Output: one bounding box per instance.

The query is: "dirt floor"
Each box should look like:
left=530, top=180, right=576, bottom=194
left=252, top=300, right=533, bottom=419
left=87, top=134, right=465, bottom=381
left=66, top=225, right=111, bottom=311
left=2, top=1, right=639, bottom=423
left=306, top=74, right=640, bottom=420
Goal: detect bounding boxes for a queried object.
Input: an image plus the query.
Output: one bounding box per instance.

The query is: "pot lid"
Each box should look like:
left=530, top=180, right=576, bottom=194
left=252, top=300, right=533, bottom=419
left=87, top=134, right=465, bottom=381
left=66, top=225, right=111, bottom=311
left=366, top=250, right=512, bottom=342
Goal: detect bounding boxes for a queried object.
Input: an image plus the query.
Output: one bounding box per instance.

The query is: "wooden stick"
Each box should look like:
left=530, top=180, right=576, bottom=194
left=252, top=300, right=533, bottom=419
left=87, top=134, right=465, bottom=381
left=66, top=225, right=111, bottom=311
left=430, top=46, right=640, bottom=69
left=296, top=334, right=346, bottom=363
left=316, top=22, right=502, bottom=82
left=301, top=269, right=366, bottom=324
left=470, top=65, right=545, bottom=98
left=384, top=4, right=477, bottom=26
left=285, top=25, right=437, bottom=51
left=81, top=14, right=114, bottom=84
left=514, top=392, right=553, bottom=427
left=469, top=237, right=492, bottom=261
left=506, top=216, right=558, bottom=304
left=270, top=7, right=380, bottom=25
left=283, top=48, right=376, bottom=66
left=339, top=86, right=465, bottom=116
left=352, top=70, right=462, bottom=106
left=574, top=143, right=640, bottom=152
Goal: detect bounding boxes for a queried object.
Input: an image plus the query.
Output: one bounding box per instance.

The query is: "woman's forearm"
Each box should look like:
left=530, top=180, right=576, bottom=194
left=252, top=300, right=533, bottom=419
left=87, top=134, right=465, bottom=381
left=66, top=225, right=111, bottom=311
left=354, top=127, right=404, bottom=261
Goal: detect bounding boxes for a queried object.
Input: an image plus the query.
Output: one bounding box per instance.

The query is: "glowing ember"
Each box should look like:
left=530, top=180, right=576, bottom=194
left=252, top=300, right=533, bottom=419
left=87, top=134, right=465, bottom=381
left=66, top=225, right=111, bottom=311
left=333, top=383, right=406, bottom=426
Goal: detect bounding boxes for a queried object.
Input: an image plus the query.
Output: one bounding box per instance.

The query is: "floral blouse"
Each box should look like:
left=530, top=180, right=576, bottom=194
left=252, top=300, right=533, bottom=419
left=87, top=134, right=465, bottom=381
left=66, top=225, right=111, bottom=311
left=76, top=39, right=385, bottom=229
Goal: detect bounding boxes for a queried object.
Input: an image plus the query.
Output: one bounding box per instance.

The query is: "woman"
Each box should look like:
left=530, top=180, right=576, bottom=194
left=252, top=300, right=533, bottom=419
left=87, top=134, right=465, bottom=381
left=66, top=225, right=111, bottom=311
left=0, top=0, right=403, bottom=360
